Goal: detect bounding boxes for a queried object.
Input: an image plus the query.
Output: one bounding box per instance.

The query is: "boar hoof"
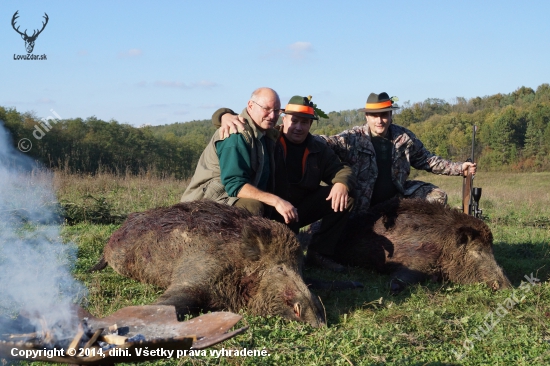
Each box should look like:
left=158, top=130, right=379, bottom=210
left=390, top=278, right=407, bottom=294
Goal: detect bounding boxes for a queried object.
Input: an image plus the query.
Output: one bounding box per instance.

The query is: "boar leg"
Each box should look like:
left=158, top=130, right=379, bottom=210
left=390, top=267, right=428, bottom=294
left=155, top=253, right=223, bottom=318
left=156, top=285, right=207, bottom=319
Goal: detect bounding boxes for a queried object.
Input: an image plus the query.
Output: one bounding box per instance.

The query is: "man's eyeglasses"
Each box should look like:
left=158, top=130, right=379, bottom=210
left=253, top=101, right=281, bottom=116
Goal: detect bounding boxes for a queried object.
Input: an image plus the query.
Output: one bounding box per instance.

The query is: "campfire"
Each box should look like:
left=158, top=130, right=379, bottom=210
left=0, top=305, right=247, bottom=364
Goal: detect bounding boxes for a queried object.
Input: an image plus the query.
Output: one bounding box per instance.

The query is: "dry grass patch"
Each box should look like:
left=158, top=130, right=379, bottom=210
left=54, top=169, right=189, bottom=223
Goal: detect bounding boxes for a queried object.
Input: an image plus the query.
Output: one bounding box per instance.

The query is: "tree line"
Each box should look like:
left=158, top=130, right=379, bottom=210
left=0, top=110, right=216, bottom=178
left=1, top=83, right=550, bottom=177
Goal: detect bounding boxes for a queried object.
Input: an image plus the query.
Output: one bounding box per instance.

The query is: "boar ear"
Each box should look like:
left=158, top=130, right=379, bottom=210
left=241, top=224, right=268, bottom=261
left=457, top=226, right=480, bottom=245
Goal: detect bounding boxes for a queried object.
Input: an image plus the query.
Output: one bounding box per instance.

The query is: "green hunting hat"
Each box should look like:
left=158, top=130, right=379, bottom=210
left=359, top=92, right=400, bottom=113
left=283, top=95, right=319, bottom=120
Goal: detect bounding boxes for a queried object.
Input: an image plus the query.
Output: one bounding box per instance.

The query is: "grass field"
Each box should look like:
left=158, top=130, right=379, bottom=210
left=50, top=171, right=550, bottom=365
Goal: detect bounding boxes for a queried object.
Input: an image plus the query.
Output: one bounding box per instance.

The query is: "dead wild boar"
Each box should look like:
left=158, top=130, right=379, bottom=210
left=91, top=200, right=325, bottom=327
left=329, top=198, right=511, bottom=292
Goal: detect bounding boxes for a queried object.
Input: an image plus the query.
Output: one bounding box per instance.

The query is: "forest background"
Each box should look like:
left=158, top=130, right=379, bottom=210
left=2, top=84, right=550, bottom=178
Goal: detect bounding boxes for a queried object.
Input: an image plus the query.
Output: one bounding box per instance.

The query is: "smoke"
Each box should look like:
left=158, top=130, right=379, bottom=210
left=0, top=121, right=86, bottom=339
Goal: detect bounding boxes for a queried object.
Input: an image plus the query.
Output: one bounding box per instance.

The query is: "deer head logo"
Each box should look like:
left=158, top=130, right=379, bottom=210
left=12, top=11, right=49, bottom=54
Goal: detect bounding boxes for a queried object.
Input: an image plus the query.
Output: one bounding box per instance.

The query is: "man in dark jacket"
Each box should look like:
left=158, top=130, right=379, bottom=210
left=274, top=96, right=355, bottom=271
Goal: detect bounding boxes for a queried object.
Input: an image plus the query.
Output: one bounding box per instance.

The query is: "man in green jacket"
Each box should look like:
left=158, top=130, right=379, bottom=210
left=181, top=87, right=298, bottom=223
left=212, top=96, right=356, bottom=272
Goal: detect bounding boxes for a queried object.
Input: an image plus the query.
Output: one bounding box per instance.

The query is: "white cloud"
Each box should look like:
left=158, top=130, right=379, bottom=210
left=289, top=42, right=314, bottom=60
left=192, top=80, right=218, bottom=88
left=154, top=80, right=186, bottom=88
left=118, top=48, right=143, bottom=58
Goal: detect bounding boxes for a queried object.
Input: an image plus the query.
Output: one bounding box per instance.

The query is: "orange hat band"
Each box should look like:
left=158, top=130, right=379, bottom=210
left=365, top=100, right=392, bottom=109
left=285, top=104, right=314, bottom=115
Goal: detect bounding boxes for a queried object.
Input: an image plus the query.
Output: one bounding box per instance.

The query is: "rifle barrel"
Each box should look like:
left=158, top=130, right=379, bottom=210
left=471, top=125, right=477, bottom=163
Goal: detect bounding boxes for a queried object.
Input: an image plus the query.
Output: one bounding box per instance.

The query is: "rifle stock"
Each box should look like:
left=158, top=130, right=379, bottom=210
left=462, top=171, right=472, bottom=215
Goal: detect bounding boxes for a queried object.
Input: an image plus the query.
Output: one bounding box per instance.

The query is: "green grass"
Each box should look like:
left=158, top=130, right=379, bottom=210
left=35, top=172, right=550, bottom=364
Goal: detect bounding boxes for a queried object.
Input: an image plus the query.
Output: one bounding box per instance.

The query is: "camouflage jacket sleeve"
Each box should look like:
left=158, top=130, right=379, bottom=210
left=398, top=126, right=464, bottom=176
left=212, top=108, right=237, bottom=128
left=320, top=126, right=376, bottom=214
left=319, top=128, right=357, bottom=164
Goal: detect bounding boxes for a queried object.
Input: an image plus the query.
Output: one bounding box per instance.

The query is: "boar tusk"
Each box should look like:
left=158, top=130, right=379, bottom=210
left=293, top=303, right=301, bottom=318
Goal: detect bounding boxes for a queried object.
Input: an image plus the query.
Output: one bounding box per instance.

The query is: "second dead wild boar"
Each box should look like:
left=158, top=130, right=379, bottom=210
left=331, top=198, right=512, bottom=292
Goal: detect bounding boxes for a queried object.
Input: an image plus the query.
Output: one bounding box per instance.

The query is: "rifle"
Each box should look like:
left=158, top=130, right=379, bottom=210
left=462, top=125, right=482, bottom=218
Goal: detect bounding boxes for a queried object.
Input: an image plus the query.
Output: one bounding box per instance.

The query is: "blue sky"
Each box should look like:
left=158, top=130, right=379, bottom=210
left=1, top=0, right=549, bottom=126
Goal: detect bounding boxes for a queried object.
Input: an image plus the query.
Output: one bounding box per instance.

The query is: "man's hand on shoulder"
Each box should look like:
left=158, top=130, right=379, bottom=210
left=221, top=114, right=246, bottom=139
left=326, top=182, right=349, bottom=212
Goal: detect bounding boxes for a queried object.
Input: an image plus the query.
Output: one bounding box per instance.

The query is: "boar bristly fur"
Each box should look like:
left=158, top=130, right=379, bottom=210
left=94, top=200, right=325, bottom=327
left=332, top=198, right=511, bottom=292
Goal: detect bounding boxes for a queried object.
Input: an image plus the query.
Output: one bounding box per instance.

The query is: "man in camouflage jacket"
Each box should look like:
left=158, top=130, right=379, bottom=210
left=321, top=92, right=476, bottom=215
